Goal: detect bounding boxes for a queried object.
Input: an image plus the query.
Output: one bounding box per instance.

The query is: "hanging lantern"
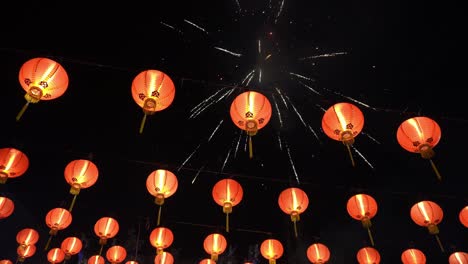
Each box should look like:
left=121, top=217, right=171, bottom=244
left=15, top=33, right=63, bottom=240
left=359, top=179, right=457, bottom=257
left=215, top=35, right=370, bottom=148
left=0, top=148, right=29, bottom=184
left=131, top=69, right=176, bottom=134
left=47, top=248, right=65, bottom=264
left=125, top=261, right=139, bottom=264
left=346, top=193, right=378, bottom=246
left=449, top=252, right=468, bottom=264
left=260, top=239, right=283, bottom=264
left=146, top=169, right=178, bottom=226
left=16, top=228, right=39, bottom=247
left=230, top=90, right=272, bottom=159
left=396, top=116, right=443, bottom=180
left=106, top=245, right=127, bottom=264
left=203, top=233, right=227, bottom=261
left=199, top=259, right=216, bottom=264
left=322, top=102, right=364, bottom=167
left=44, top=207, right=73, bottom=250
left=0, top=260, right=13, bottom=264
left=356, top=247, right=380, bottom=264
left=16, top=244, right=36, bottom=263
left=61, top=236, right=83, bottom=260
left=88, top=255, right=105, bottom=264
left=0, top=196, right=14, bottom=219
left=212, top=178, right=243, bottom=232
left=94, top=216, right=120, bottom=255
left=278, top=187, right=309, bottom=238
left=459, top=206, right=468, bottom=228
left=16, top=57, right=69, bottom=121
left=410, top=200, right=445, bottom=252
left=154, top=251, right=174, bottom=264
left=64, top=159, right=99, bottom=212
left=401, top=248, right=426, bottom=264
left=149, top=226, right=174, bottom=255
left=306, top=243, right=330, bottom=264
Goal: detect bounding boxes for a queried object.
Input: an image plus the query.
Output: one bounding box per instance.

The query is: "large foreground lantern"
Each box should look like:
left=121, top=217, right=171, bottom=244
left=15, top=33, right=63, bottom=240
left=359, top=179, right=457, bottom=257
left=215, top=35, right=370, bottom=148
left=460, top=206, right=468, bottom=228
left=212, top=178, right=243, bottom=232
left=0, top=196, right=14, bottom=219
left=230, top=90, right=272, bottom=159
left=16, top=57, right=69, bottom=121
left=146, top=169, right=178, bottom=226
left=449, top=252, right=468, bottom=264
left=0, top=147, right=29, bottom=184
left=401, top=248, right=426, bottom=264
left=346, top=193, right=378, bottom=246
left=322, top=102, right=364, bottom=167
left=260, top=239, right=283, bottom=264
left=64, top=159, right=99, bottom=212
left=149, top=226, right=174, bottom=255
left=203, top=233, right=227, bottom=261
left=410, top=200, right=445, bottom=252
left=278, top=187, right=309, bottom=238
left=131, top=69, right=176, bottom=134
left=396, top=116, right=442, bottom=180
left=306, top=243, right=330, bottom=264
left=356, top=247, right=380, bottom=264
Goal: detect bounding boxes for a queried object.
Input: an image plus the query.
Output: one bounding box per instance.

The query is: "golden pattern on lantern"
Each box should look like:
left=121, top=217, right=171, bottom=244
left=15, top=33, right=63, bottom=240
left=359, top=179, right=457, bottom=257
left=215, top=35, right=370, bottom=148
left=401, top=248, right=426, bottom=264
left=106, top=245, right=127, bottom=264
left=410, top=200, right=445, bottom=252
left=47, top=248, right=65, bottom=264
left=306, top=243, right=331, bottom=264
left=212, top=178, right=243, bottom=232
left=64, top=159, right=99, bottom=212
left=346, top=193, right=378, bottom=246
left=154, top=251, right=174, bottom=264
left=146, top=169, right=178, bottom=226
left=0, top=196, right=15, bottom=219
left=149, top=226, right=174, bottom=255
left=203, top=233, right=227, bottom=262
left=278, top=187, right=309, bottom=238
left=356, top=247, right=380, bottom=264
left=16, top=57, right=69, bottom=121
left=260, top=239, right=284, bottom=264
left=0, top=147, right=29, bottom=184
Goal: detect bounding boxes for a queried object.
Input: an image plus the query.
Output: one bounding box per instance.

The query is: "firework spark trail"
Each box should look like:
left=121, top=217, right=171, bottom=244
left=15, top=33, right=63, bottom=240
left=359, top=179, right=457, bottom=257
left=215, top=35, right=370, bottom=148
left=234, top=132, right=242, bottom=157
left=184, top=19, right=209, bottom=34
left=308, top=125, right=322, bottom=143
left=258, top=40, right=261, bottom=54
left=191, top=165, right=205, bottom=184
left=259, top=68, right=262, bottom=83
left=207, top=119, right=224, bottom=142
left=277, top=134, right=283, bottom=150
left=290, top=72, right=315, bottom=81
left=220, top=147, right=232, bottom=172
left=298, top=80, right=321, bottom=95
left=271, top=94, right=283, bottom=127
left=285, top=96, right=307, bottom=127
left=241, top=69, right=256, bottom=85
left=189, top=87, right=229, bottom=119
left=298, top=52, right=348, bottom=61
left=245, top=72, right=255, bottom=86
left=362, top=132, right=381, bottom=144
left=320, top=87, right=378, bottom=111
left=160, top=21, right=176, bottom=31
left=214, top=47, right=242, bottom=57
left=274, top=0, right=285, bottom=24
left=351, top=145, right=375, bottom=169
left=234, top=0, right=241, bottom=12
left=275, top=88, right=289, bottom=109
left=316, top=104, right=327, bottom=112
left=214, top=87, right=236, bottom=104
left=178, top=143, right=202, bottom=172
left=286, top=144, right=300, bottom=184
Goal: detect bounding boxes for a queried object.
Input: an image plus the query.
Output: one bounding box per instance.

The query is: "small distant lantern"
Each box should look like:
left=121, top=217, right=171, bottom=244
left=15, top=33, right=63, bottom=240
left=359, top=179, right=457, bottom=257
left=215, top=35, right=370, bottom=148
left=47, top=248, right=65, bottom=264
left=16, top=228, right=39, bottom=247
left=146, top=169, right=178, bottom=226
left=61, top=236, right=83, bottom=260
left=106, top=245, right=127, bottom=264
left=154, top=251, right=174, bottom=264
left=149, top=226, right=174, bottom=255
left=88, top=255, right=105, bottom=264
left=212, top=178, right=243, bottom=232
left=401, top=248, right=426, bottom=264
left=203, top=233, right=227, bottom=261
left=410, top=200, right=445, bottom=252
left=0, top=196, right=15, bottom=219
left=44, top=207, right=73, bottom=250
left=260, top=239, right=284, bottom=264
left=448, top=252, right=468, bottom=264
left=64, top=159, right=99, bottom=212
left=94, top=216, right=119, bottom=255
left=356, top=247, right=380, bottom=264
left=16, top=244, right=36, bottom=263
left=306, top=243, right=331, bottom=264
left=278, top=187, right=309, bottom=238
left=459, top=206, right=468, bottom=228
left=346, top=193, right=378, bottom=246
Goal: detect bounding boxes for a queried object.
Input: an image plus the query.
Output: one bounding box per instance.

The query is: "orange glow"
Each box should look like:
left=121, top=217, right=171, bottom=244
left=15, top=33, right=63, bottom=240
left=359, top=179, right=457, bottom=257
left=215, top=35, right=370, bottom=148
left=260, top=239, right=283, bottom=262
left=203, top=233, right=227, bottom=260
left=131, top=69, right=176, bottom=112
left=460, top=206, right=468, bottom=228
left=410, top=201, right=444, bottom=227
left=61, top=236, right=83, bottom=256
left=321, top=102, right=364, bottom=142
left=154, top=251, right=174, bottom=264
left=16, top=228, right=39, bottom=246
left=17, top=244, right=36, bottom=260
left=0, top=260, right=13, bottom=264
left=46, top=208, right=73, bottom=231
left=306, top=243, right=331, bottom=263
left=278, top=187, right=309, bottom=215
left=47, top=248, right=65, bottom=263
left=356, top=247, right=380, bottom=264
left=346, top=194, right=378, bottom=220
left=448, top=252, right=468, bottom=264
left=106, top=245, right=127, bottom=264
left=146, top=169, right=178, bottom=199
left=230, top=91, right=272, bottom=132
left=401, top=248, right=426, bottom=264
left=0, top=148, right=29, bottom=182
left=199, top=259, right=216, bottom=264
left=0, top=196, right=14, bottom=219
left=149, top=227, right=174, bottom=251
left=397, top=116, right=441, bottom=154
left=88, top=255, right=105, bottom=264
left=212, top=178, right=243, bottom=207
left=64, top=159, right=99, bottom=191
left=94, top=217, right=119, bottom=243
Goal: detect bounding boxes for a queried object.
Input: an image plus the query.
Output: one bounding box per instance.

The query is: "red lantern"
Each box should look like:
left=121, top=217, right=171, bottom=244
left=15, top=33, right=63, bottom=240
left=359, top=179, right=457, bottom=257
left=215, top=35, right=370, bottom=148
left=61, top=236, right=83, bottom=260
left=146, top=169, right=178, bottom=226
left=397, top=116, right=442, bottom=180
left=322, top=102, right=364, bottom=166
left=356, top=247, right=380, bottom=264
left=260, top=239, right=283, bottom=264
left=16, top=244, right=36, bottom=263
left=125, top=261, right=139, bottom=264
left=306, top=243, right=330, bottom=263
left=149, top=226, right=174, bottom=254
left=94, top=217, right=119, bottom=246
left=154, top=251, right=174, bottom=264
left=0, top=260, right=13, bottom=264
left=230, top=90, right=272, bottom=159
left=0, top=148, right=29, bottom=184
left=459, top=206, right=468, bottom=228
left=44, top=207, right=73, bottom=250
left=106, top=245, right=127, bottom=264
left=47, top=248, right=65, bottom=264
left=401, top=248, right=426, bottom=264
left=212, top=178, right=243, bottom=232
left=199, top=259, right=216, bottom=264
left=449, top=252, right=468, bottom=264
left=16, top=57, right=69, bottom=121
left=64, top=159, right=99, bottom=212
left=131, top=69, right=176, bottom=134
left=203, top=233, right=227, bottom=261
left=0, top=196, right=14, bottom=219
left=88, top=255, right=105, bottom=264
left=16, top=228, right=39, bottom=246
left=410, top=200, right=445, bottom=252
left=346, top=193, right=378, bottom=246
left=278, top=187, right=309, bottom=238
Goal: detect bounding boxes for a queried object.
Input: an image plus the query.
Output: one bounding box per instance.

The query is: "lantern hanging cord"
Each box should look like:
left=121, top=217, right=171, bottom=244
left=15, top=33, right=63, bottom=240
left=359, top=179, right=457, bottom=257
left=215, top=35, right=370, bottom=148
left=367, top=227, right=375, bottom=246
left=248, top=135, right=253, bottom=159
left=44, top=234, right=53, bottom=251
left=16, top=102, right=30, bottom=122
left=139, top=113, right=148, bottom=134
left=429, top=159, right=442, bottom=181
left=68, top=194, right=78, bottom=212
left=345, top=144, right=355, bottom=167
left=226, top=213, right=230, bottom=232
left=99, top=244, right=104, bottom=256
left=157, top=205, right=162, bottom=226
left=293, top=220, right=298, bottom=238
left=434, top=234, right=445, bottom=252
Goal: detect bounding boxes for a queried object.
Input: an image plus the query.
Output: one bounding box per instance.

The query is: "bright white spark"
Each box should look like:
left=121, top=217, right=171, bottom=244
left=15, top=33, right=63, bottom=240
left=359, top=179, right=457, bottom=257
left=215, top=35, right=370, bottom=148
left=220, top=148, right=232, bottom=172
left=298, top=80, right=321, bottom=95
left=271, top=94, right=283, bottom=127
left=190, top=87, right=229, bottom=119
left=234, top=0, right=241, bottom=12
left=290, top=72, right=315, bottom=81
left=275, top=88, right=289, bottom=109
left=214, top=87, right=236, bottom=104
left=234, top=132, right=242, bottom=157
left=191, top=165, right=205, bottom=184
left=160, top=21, right=176, bottom=30
left=286, top=96, right=307, bottom=127
left=259, top=68, right=262, bottom=83
left=308, top=125, right=321, bottom=143
left=184, top=19, right=208, bottom=34
left=241, top=69, right=256, bottom=85
left=178, top=143, right=202, bottom=172
left=298, top=52, right=348, bottom=61
left=274, top=0, right=285, bottom=24
left=258, top=40, right=261, bottom=54
left=315, top=104, right=327, bottom=112
left=286, top=144, right=300, bottom=184
left=362, top=132, right=381, bottom=144
left=337, top=93, right=377, bottom=110
left=207, top=119, right=224, bottom=142
left=214, top=46, right=242, bottom=57
left=351, top=145, right=374, bottom=169
left=245, top=72, right=255, bottom=86
left=277, top=134, right=283, bottom=150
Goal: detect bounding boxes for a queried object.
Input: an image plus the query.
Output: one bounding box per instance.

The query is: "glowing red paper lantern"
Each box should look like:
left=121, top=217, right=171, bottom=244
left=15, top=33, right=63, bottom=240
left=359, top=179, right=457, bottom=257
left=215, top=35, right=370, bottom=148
left=47, top=248, right=65, bottom=264
left=203, top=233, right=227, bottom=261
left=146, top=169, right=178, bottom=226
left=0, top=196, right=14, bottom=219
left=0, top=147, right=29, bottom=184
left=347, top=193, right=378, bottom=246
left=449, top=252, right=468, bottom=264
left=356, top=247, right=380, bottom=264
left=212, top=178, right=243, bottom=232
left=106, top=245, right=127, bottom=264
left=260, top=239, right=283, bottom=264
left=154, top=251, right=174, bottom=264
left=149, top=226, right=174, bottom=254
left=306, top=243, right=330, bottom=263
left=401, top=248, right=426, bottom=264
left=278, top=187, right=309, bottom=238
left=410, top=200, right=445, bottom=252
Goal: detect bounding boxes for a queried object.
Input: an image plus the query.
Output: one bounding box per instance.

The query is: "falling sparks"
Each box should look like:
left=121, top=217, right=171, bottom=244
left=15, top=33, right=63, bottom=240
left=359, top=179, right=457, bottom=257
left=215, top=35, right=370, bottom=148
left=191, top=165, right=205, bottom=184
left=274, top=0, right=285, bottom=24
left=214, top=46, right=242, bottom=57
left=362, top=132, right=381, bottom=144
left=298, top=52, right=348, bottom=61
left=275, top=88, right=289, bottom=109
left=234, top=132, right=243, bottom=157
left=271, top=94, right=283, bottom=127
left=258, top=40, right=261, bottom=54
left=277, top=134, right=283, bottom=150
left=184, top=19, right=208, bottom=34
left=234, top=0, right=241, bottom=12
left=241, top=69, right=256, bottom=85
left=289, top=72, right=315, bottom=82
left=308, top=125, right=321, bottom=143
left=190, top=87, right=230, bottom=119
left=285, top=96, right=307, bottom=127
left=160, top=21, right=176, bottom=31
left=178, top=143, right=202, bottom=172
left=351, top=145, right=374, bottom=169
left=298, top=80, right=321, bottom=96
left=286, top=144, right=300, bottom=184
left=207, top=119, right=224, bottom=142
left=220, top=148, right=232, bottom=172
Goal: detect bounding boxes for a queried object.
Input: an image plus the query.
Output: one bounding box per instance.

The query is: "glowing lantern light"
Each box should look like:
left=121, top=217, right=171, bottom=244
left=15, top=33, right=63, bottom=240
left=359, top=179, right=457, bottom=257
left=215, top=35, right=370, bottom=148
left=44, top=207, right=73, bottom=250
left=149, top=226, right=174, bottom=255
left=64, top=159, right=99, bottom=212
left=16, top=244, right=36, bottom=263
left=230, top=90, right=272, bottom=159
left=260, top=239, right=283, bottom=264
left=131, top=69, right=176, bottom=134
left=16, top=57, right=69, bottom=121
left=94, top=216, right=119, bottom=255
left=16, top=228, right=39, bottom=247
left=106, top=245, right=127, bottom=264
left=322, top=102, right=364, bottom=167
left=278, top=187, right=309, bottom=238
left=306, top=243, right=330, bottom=264
left=47, top=248, right=65, bottom=264
left=0, top=196, right=14, bottom=219
left=410, top=200, right=445, bottom=252
left=61, top=236, right=83, bottom=260
left=0, top=148, right=29, bottom=184
left=356, top=247, right=380, bottom=264
left=199, top=259, right=216, bottom=264
left=346, top=193, right=378, bottom=246
left=0, top=260, right=13, bottom=264
left=401, top=248, right=426, bottom=264
left=397, top=116, right=443, bottom=180
left=154, top=251, right=174, bottom=264
left=88, top=255, right=105, bottom=264
left=146, top=169, right=178, bottom=226
left=449, top=252, right=468, bottom=264
left=203, top=233, right=227, bottom=261
left=459, top=206, right=468, bottom=228
left=212, top=178, right=243, bottom=232
left=125, top=261, right=139, bottom=264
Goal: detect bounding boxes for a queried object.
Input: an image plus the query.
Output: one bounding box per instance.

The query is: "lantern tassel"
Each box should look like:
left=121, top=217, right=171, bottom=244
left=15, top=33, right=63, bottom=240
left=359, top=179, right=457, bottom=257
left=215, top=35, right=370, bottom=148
left=269, top=259, right=276, bottom=264
left=99, top=244, right=104, bottom=256
left=16, top=101, right=30, bottom=121
left=434, top=234, right=445, bottom=252
left=139, top=113, right=148, bottom=134
left=293, top=220, right=298, bottom=238
left=68, top=194, right=78, bottom=212
left=345, top=144, right=355, bottom=167
left=44, top=235, right=53, bottom=251
left=248, top=135, right=253, bottom=159
left=429, top=159, right=442, bottom=181
left=367, top=227, right=375, bottom=246
left=157, top=205, right=162, bottom=226
left=226, top=212, right=230, bottom=232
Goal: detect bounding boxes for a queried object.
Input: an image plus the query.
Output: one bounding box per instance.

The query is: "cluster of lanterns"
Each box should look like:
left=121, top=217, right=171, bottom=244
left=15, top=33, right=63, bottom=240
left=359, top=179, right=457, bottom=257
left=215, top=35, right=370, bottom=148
left=1, top=57, right=467, bottom=263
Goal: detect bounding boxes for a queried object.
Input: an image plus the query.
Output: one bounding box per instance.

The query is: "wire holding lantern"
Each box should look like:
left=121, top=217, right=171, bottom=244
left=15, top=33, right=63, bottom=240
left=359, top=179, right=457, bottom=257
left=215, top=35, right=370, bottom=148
left=230, top=90, right=272, bottom=159
left=63, top=159, right=99, bottom=212
left=278, top=187, right=309, bottom=238
left=346, top=193, right=378, bottom=246
left=131, top=69, right=176, bottom=134
left=397, top=116, right=443, bottom=181
left=212, top=178, right=243, bottom=232
left=15, top=57, right=69, bottom=121
left=410, top=200, right=445, bottom=252
left=146, top=169, right=178, bottom=226
left=322, top=102, right=364, bottom=167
